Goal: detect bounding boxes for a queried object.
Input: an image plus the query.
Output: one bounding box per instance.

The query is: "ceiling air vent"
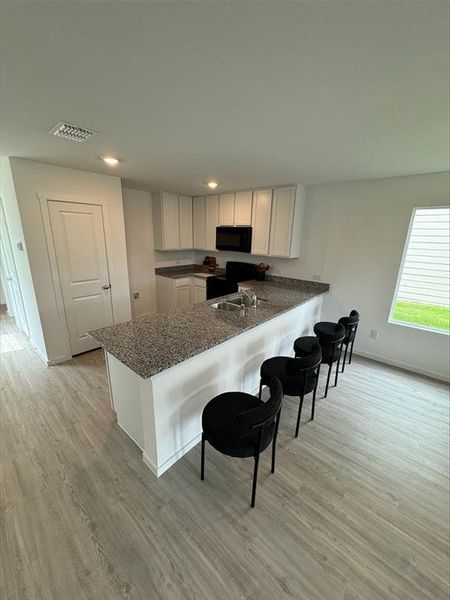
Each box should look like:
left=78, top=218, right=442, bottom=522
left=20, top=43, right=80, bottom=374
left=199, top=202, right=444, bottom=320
left=49, top=121, right=97, bottom=142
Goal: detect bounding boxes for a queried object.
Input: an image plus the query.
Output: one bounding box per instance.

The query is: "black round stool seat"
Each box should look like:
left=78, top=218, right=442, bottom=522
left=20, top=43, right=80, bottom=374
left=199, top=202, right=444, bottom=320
left=202, top=392, right=275, bottom=458
left=293, top=335, right=317, bottom=357
left=260, top=356, right=318, bottom=397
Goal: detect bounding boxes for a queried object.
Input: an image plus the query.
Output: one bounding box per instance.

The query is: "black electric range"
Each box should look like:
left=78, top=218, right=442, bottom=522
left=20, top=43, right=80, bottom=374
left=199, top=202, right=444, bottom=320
left=206, top=261, right=258, bottom=300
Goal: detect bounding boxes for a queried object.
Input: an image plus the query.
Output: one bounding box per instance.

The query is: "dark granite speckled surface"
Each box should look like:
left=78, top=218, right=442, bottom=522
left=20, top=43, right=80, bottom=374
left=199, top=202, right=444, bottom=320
left=89, top=278, right=329, bottom=379
left=155, top=264, right=225, bottom=279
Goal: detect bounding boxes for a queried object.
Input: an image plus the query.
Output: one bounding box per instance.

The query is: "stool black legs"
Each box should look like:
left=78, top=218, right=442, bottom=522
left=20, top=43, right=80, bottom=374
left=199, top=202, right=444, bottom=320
left=271, top=411, right=281, bottom=473
left=251, top=429, right=263, bottom=508
left=324, top=363, right=332, bottom=398
left=310, top=365, right=320, bottom=420
left=334, top=355, right=341, bottom=387
left=341, top=344, right=349, bottom=372
left=349, top=337, right=355, bottom=364
left=251, top=454, right=260, bottom=508
left=200, top=433, right=206, bottom=480
left=295, top=394, right=305, bottom=438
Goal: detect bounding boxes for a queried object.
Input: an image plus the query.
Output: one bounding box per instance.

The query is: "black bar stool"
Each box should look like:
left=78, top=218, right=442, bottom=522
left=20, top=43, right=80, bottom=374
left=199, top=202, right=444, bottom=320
left=338, top=310, right=360, bottom=372
left=259, top=341, right=322, bottom=437
left=294, top=323, right=345, bottom=398
left=201, top=377, right=283, bottom=508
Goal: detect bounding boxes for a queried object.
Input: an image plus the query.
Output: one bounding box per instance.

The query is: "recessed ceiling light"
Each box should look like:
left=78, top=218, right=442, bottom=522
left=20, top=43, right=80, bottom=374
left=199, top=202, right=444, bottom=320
left=101, top=156, right=120, bottom=166
left=206, top=181, right=219, bottom=189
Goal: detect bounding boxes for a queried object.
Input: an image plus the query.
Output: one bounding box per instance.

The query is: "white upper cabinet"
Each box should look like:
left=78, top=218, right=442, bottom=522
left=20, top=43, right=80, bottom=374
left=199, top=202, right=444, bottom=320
left=178, top=195, right=193, bottom=249
left=269, top=185, right=305, bottom=258
left=205, top=195, right=219, bottom=250
left=219, top=193, right=235, bottom=225
left=152, top=192, right=193, bottom=251
left=193, top=197, right=206, bottom=250
left=251, top=189, right=273, bottom=256
left=234, top=191, right=253, bottom=226
left=161, top=192, right=179, bottom=250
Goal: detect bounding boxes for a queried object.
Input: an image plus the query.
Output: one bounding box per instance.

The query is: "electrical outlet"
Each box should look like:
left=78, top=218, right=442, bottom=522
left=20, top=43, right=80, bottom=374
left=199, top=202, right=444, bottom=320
left=369, top=329, right=379, bottom=340
left=132, top=291, right=140, bottom=300
left=312, top=274, right=322, bottom=281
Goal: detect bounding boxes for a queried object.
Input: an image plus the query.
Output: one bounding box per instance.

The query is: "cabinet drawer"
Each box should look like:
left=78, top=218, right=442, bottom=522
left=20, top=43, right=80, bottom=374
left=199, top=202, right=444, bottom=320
left=175, top=277, right=192, bottom=287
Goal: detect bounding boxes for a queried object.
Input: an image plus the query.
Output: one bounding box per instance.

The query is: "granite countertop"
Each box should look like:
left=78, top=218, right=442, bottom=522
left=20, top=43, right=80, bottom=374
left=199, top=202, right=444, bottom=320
left=155, top=264, right=225, bottom=279
left=89, top=277, right=329, bottom=379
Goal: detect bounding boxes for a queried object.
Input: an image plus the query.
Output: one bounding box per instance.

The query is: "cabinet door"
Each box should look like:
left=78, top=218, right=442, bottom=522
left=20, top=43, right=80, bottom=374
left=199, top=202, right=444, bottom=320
left=234, top=191, right=253, bottom=225
left=193, top=197, right=206, bottom=249
left=269, top=187, right=296, bottom=257
left=178, top=196, right=193, bottom=249
left=205, top=195, right=219, bottom=250
left=175, top=284, right=191, bottom=307
left=161, top=192, right=180, bottom=249
left=251, top=189, right=272, bottom=255
left=193, top=282, right=206, bottom=304
left=219, top=193, right=235, bottom=226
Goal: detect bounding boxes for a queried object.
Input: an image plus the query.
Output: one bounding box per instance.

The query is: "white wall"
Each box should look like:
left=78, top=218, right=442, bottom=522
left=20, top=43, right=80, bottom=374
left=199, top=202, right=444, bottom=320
left=196, top=172, right=450, bottom=381
left=122, top=188, right=156, bottom=317
left=1, top=157, right=46, bottom=355
left=5, top=157, right=131, bottom=363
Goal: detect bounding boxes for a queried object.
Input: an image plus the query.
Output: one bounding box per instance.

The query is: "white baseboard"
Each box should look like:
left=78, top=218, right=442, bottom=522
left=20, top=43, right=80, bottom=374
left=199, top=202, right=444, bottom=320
left=354, top=350, right=449, bottom=383
left=143, top=433, right=202, bottom=478
left=47, top=354, right=71, bottom=366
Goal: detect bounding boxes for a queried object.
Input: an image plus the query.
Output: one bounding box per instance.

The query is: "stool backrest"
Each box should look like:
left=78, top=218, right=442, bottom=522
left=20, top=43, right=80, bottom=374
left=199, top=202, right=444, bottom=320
left=233, top=377, right=283, bottom=439
left=313, top=323, right=346, bottom=364
left=285, top=341, right=322, bottom=375
left=338, top=309, right=360, bottom=343
left=286, top=341, right=322, bottom=396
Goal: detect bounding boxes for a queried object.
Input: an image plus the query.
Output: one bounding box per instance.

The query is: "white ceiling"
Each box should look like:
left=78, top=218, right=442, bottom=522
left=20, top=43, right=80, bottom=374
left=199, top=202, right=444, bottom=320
left=1, top=1, right=449, bottom=195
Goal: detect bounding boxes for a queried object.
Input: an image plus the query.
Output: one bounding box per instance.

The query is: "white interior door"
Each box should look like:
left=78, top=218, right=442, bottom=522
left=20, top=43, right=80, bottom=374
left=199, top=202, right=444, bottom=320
left=0, top=203, right=29, bottom=336
left=48, top=200, right=113, bottom=355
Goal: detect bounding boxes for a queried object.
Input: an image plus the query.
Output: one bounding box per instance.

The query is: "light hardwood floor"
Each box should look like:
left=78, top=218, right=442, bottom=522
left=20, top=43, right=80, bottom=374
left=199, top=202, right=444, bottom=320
left=1, top=307, right=449, bottom=600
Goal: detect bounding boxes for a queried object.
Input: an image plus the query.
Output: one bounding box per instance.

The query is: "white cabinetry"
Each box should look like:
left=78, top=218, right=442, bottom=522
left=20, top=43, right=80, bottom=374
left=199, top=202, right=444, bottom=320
left=251, top=189, right=273, bottom=255
left=234, top=191, right=253, bottom=225
left=193, top=279, right=207, bottom=303
left=193, top=197, right=206, bottom=250
left=192, top=184, right=305, bottom=257
left=179, top=196, right=193, bottom=249
left=156, top=275, right=207, bottom=311
left=175, top=278, right=192, bottom=307
left=152, top=192, right=193, bottom=251
left=205, top=195, right=219, bottom=250
left=219, top=193, right=235, bottom=225
left=269, top=186, right=305, bottom=258
left=193, top=195, right=218, bottom=251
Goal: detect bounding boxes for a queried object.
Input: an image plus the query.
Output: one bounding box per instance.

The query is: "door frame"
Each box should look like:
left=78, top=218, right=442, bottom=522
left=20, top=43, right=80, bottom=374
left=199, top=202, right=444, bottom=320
left=38, top=191, right=118, bottom=362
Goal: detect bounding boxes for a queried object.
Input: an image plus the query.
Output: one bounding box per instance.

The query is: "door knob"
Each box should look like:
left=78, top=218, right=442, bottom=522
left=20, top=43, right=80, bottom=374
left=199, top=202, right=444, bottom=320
left=102, top=284, right=111, bottom=290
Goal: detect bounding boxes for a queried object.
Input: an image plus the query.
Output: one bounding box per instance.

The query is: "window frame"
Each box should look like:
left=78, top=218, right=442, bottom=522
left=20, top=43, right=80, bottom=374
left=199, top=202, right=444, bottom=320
left=388, top=205, right=450, bottom=335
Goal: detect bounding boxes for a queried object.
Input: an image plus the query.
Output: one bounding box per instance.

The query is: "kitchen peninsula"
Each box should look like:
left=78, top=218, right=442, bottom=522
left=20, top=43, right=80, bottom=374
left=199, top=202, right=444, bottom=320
left=90, top=276, right=329, bottom=477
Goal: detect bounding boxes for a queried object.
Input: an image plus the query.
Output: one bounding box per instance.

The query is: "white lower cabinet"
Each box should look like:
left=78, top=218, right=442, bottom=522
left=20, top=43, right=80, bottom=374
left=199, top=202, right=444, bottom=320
left=175, top=278, right=192, bottom=307
left=193, top=280, right=207, bottom=303
left=156, top=275, right=207, bottom=312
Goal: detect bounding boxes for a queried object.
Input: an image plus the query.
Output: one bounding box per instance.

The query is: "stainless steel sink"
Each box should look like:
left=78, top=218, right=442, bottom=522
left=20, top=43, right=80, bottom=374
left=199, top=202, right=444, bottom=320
left=210, top=301, right=243, bottom=311
left=210, top=292, right=267, bottom=312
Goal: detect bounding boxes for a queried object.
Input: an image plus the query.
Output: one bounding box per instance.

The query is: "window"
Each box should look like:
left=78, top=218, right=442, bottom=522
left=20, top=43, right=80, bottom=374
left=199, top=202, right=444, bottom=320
left=390, top=206, right=450, bottom=333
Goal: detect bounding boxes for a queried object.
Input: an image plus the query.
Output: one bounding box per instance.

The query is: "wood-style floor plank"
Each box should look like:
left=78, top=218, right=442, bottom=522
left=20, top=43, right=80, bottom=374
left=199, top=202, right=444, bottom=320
left=1, top=308, right=449, bottom=600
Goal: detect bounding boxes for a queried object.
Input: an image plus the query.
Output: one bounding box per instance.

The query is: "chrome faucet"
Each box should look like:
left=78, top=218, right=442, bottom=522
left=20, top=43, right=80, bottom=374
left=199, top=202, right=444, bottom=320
left=240, top=289, right=257, bottom=308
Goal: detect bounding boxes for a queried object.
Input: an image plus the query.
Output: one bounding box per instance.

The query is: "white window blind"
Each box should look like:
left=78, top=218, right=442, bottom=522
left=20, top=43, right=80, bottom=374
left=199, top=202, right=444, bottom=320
left=395, top=207, right=449, bottom=307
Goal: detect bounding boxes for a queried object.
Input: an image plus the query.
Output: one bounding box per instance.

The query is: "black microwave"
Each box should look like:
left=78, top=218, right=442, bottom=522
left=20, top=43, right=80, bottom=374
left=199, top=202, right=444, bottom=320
left=216, top=226, right=252, bottom=253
